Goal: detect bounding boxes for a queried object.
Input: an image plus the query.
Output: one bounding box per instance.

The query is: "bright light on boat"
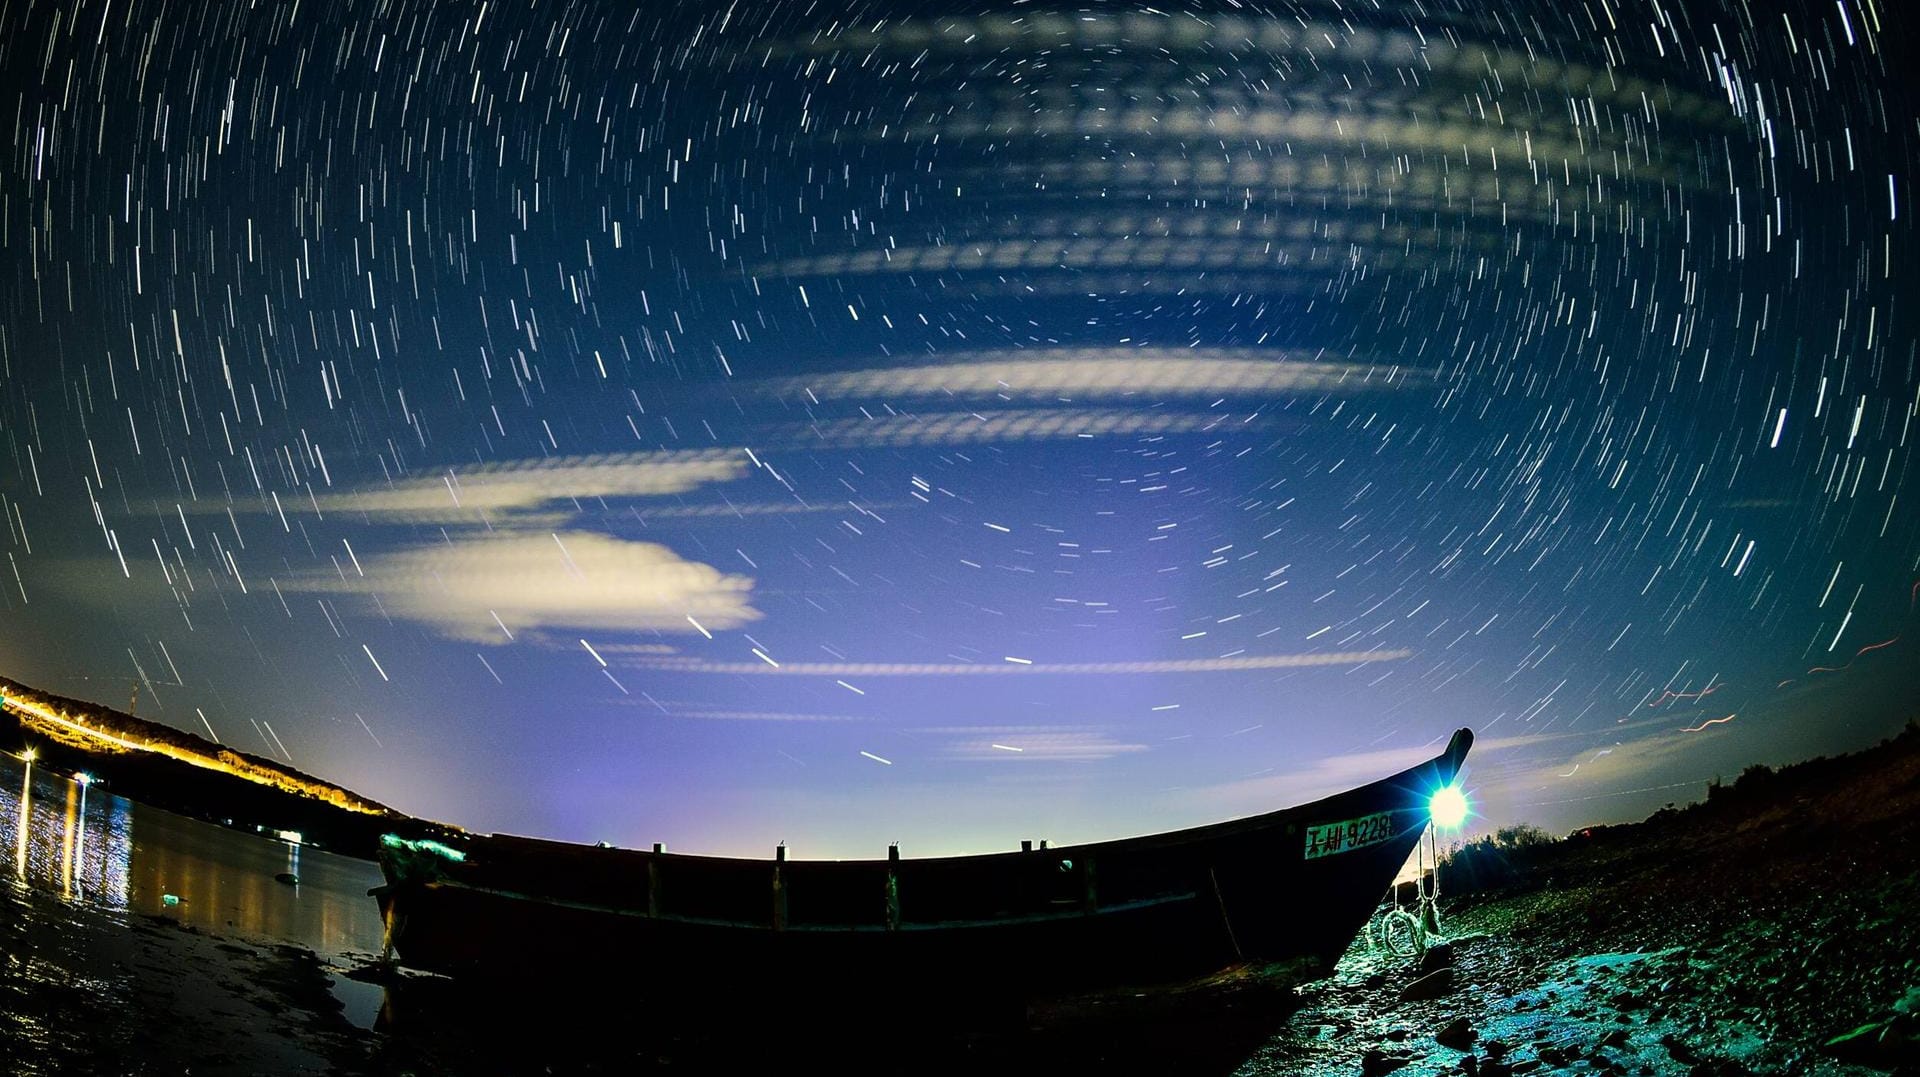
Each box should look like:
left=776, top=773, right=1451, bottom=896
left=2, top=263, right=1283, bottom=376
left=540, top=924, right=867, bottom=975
left=381, top=833, right=469, bottom=863
left=75, top=773, right=92, bottom=786
left=1429, top=785, right=1469, bottom=829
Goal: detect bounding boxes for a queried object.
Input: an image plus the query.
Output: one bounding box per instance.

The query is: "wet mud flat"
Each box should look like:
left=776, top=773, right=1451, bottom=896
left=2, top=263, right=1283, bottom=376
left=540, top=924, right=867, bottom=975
left=0, top=882, right=365, bottom=1076
left=1242, top=724, right=1920, bottom=1076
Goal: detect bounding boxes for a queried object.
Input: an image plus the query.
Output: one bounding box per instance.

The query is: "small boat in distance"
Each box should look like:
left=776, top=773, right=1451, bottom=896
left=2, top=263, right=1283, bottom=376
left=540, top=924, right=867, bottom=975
left=372, top=729, right=1472, bottom=1004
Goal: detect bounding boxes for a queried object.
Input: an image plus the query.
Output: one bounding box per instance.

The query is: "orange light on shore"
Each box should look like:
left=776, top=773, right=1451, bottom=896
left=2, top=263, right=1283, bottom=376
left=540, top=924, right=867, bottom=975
left=1, top=693, right=385, bottom=816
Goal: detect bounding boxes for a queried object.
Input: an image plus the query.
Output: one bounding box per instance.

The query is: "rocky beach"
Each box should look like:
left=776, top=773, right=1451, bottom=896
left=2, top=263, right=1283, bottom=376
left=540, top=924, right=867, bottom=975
left=1241, top=721, right=1920, bottom=1077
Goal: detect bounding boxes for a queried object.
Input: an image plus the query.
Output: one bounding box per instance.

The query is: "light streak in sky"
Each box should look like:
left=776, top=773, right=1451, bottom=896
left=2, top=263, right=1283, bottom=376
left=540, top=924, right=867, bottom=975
left=1680, top=714, right=1737, bottom=733
left=1648, top=685, right=1722, bottom=708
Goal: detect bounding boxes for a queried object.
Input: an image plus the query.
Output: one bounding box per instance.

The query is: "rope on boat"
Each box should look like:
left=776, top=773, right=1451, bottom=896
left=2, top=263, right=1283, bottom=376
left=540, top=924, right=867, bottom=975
left=1367, top=822, right=1447, bottom=961
left=1208, top=866, right=1244, bottom=961
left=1421, top=824, right=1445, bottom=936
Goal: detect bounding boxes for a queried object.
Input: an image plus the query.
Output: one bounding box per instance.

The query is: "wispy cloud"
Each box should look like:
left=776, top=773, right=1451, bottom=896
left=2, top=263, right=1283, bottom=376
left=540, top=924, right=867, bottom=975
left=773, top=408, right=1271, bottom=447
left=284, top=530, right=758, bottom=644
left=604, top=650, right=1411, bottom=674
left=625, top=500, right=893, bottom=520
left=754, top=238, right=1451, bottom=279
left=609, top=702, right=869, bottom=722
left=1488, top=725, right=1733, bottom=800
left=1167, top=732, right=1551, bottom=820
left=766, top=350, right=1421, bottom=402
left=770, top=13, right=1728, bottom=130
left=219, top=451, right=750, bottom=525
left=926, top=726, right=1151, bottom=762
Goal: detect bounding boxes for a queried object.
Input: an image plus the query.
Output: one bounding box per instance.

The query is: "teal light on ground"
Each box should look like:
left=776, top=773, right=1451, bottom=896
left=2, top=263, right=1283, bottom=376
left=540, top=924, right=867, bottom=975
left=1430, top=785, right=1470, bottom=830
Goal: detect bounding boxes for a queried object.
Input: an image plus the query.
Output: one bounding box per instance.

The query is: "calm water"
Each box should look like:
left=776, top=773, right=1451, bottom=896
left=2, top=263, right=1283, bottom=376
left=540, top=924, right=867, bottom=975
left=0, top=751, right=388, bottom=1025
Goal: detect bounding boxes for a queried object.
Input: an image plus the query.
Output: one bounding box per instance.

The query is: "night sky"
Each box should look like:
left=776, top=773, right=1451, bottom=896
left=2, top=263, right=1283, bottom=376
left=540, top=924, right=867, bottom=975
left=1, top=0, right=1914, bottom=859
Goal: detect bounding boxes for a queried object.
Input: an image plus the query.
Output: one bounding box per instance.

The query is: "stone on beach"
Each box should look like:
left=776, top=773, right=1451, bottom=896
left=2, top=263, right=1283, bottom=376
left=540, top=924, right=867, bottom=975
left=1398, top=967, right=1454, bottom=1003
left=1435, top=1016, right=1476, bottom=1050
left=1359, top=1045, right=1416, bottom=1076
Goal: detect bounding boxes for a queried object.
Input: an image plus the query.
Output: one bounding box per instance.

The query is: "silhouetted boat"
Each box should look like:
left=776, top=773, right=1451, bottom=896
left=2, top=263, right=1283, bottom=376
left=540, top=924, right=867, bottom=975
left=371, top=729, right=1472, bottom=1004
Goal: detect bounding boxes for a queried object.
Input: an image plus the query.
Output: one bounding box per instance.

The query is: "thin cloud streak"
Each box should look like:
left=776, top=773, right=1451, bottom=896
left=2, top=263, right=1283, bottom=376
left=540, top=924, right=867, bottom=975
left=935, top=727, right=1152, bottom=762
left=608, top=650, right=1413, bottom=675
left=1168, top=732, right=1556, bottom=820
left=772, top=408, right=1272, bottom=448
left=608, top=703, right=870, bottom=722
left=206, top=451, right=750, bottom=524
left=767, top=351, right=1424, bottom=401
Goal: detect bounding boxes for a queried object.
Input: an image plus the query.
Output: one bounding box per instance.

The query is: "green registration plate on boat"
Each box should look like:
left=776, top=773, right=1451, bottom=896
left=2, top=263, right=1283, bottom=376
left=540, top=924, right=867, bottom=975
left=1303, top=811, right=1397, bottom=859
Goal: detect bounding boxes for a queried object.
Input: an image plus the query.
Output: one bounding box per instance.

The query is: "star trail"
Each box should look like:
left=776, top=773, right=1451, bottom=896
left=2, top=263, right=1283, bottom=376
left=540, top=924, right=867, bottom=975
left=0, top=0, right=1914, bottom=856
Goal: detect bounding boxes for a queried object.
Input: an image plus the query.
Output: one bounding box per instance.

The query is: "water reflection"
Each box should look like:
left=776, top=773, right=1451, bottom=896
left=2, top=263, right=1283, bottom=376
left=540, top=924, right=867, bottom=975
left=0, top=751, right=382, bottom=962
left=12, top=750, right=29, bottom=881
left=65, top=773, right=95, bottom=898
left=6, top=750, right=128, bottom=904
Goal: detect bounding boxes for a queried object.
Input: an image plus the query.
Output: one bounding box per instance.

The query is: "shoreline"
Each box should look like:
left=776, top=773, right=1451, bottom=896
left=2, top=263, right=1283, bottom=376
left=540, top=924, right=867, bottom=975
left=5, top=723, right=1914, bottom=1074
left=1, top=673, right=456, bottom=861
left=2, top=881, right=369, bottom=1076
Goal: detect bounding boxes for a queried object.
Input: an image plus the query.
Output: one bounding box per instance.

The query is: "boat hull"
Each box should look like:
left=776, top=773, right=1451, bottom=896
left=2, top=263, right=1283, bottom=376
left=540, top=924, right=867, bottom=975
left=374, top=729, right=1472, bottom=1001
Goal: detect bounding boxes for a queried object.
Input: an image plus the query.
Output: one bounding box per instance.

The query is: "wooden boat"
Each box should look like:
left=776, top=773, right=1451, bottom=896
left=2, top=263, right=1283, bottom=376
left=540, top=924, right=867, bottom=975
left=372, top=729, right=1472, bottom=1005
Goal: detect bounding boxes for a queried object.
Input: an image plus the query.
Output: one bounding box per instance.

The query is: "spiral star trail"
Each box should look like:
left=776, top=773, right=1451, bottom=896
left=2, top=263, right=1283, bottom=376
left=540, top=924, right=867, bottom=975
left=0, top=0, right=1914, bottom=856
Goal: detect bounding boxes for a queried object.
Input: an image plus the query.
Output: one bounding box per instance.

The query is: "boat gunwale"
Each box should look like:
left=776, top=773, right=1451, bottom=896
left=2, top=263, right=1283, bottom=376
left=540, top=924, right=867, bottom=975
left=408, top=877, right=1205, bottom=931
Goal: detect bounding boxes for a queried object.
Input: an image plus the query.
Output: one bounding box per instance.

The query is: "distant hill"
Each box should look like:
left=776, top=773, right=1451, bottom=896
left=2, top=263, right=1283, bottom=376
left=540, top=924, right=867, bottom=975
left=1441, top=717, right=1920, bottom=900
left=0, top=673, right=449, bottom=858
